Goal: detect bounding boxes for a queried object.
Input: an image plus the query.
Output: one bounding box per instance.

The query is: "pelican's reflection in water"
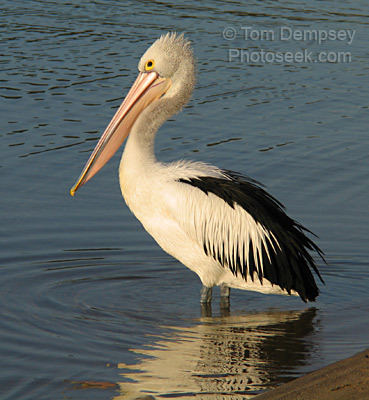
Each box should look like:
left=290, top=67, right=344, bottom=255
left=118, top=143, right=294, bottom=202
left=115, top=308, right=319, bottom=399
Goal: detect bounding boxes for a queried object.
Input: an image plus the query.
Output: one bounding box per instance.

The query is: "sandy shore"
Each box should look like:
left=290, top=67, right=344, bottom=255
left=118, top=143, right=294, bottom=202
left=256, top=348, right=369, bottom=400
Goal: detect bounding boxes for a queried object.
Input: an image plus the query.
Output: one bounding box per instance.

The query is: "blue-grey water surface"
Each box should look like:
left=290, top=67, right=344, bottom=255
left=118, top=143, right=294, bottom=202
left=1, top=1, right=368, bottom=399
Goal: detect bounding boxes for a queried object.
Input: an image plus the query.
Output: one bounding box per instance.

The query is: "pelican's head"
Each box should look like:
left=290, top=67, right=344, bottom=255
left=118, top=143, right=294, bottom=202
left=138, top=33, right=195, bottom=104
left=70, top=33, right=195, bottom=195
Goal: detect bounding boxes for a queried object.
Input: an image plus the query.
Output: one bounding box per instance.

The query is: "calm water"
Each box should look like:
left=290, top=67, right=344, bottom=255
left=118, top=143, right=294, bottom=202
left=1, top=1, right=368, bottom=399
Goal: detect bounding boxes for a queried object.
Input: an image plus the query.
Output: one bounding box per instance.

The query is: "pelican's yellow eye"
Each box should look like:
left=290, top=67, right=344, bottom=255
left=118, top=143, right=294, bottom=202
left=145, top=59, right=155, bottom=71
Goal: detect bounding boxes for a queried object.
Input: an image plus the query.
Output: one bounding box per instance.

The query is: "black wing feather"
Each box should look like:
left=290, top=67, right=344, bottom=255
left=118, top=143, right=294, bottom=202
left=179, top=170, right=325, bottom=302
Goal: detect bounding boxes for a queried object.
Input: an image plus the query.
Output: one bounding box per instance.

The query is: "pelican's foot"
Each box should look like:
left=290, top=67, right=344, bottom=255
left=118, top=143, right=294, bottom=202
left=200, top=285, right=213, bottom=304
left=220, top=284, right=231, bottom=308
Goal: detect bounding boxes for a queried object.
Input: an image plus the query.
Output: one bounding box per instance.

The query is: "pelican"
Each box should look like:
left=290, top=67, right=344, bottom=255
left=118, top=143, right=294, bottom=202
left=71, top=33, right=324, bottom=305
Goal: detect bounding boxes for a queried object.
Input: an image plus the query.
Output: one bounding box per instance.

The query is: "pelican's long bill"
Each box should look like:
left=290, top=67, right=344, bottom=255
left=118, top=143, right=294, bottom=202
left=70, top=71, right=172, bottom=196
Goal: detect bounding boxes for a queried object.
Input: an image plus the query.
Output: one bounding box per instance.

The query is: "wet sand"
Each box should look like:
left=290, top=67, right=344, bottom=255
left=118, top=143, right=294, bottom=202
left=256, top=348, right=369, bottom=400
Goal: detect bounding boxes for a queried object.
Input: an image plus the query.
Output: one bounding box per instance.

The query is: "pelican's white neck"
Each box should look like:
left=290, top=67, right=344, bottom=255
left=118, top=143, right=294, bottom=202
left=122, top=63, right=195, bottom=169
left=121, top=96, right=173, bottom=168
left=120, top=32, right=196, bottom=186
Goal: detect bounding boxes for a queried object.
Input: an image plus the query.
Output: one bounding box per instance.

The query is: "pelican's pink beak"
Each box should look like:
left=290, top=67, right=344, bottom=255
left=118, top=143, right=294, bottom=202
left=70, top=71, right=172, bottom=196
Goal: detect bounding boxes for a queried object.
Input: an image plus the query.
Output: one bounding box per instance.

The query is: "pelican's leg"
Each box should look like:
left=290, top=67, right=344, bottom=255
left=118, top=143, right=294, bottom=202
left=200, top=285, right=212, bottom=304
left=220, top=284, right=231, bottom=307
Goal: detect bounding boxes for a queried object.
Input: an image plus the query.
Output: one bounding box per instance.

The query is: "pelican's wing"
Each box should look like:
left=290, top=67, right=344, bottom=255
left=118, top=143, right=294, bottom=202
left=166, top=169, right=324, bottom=301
